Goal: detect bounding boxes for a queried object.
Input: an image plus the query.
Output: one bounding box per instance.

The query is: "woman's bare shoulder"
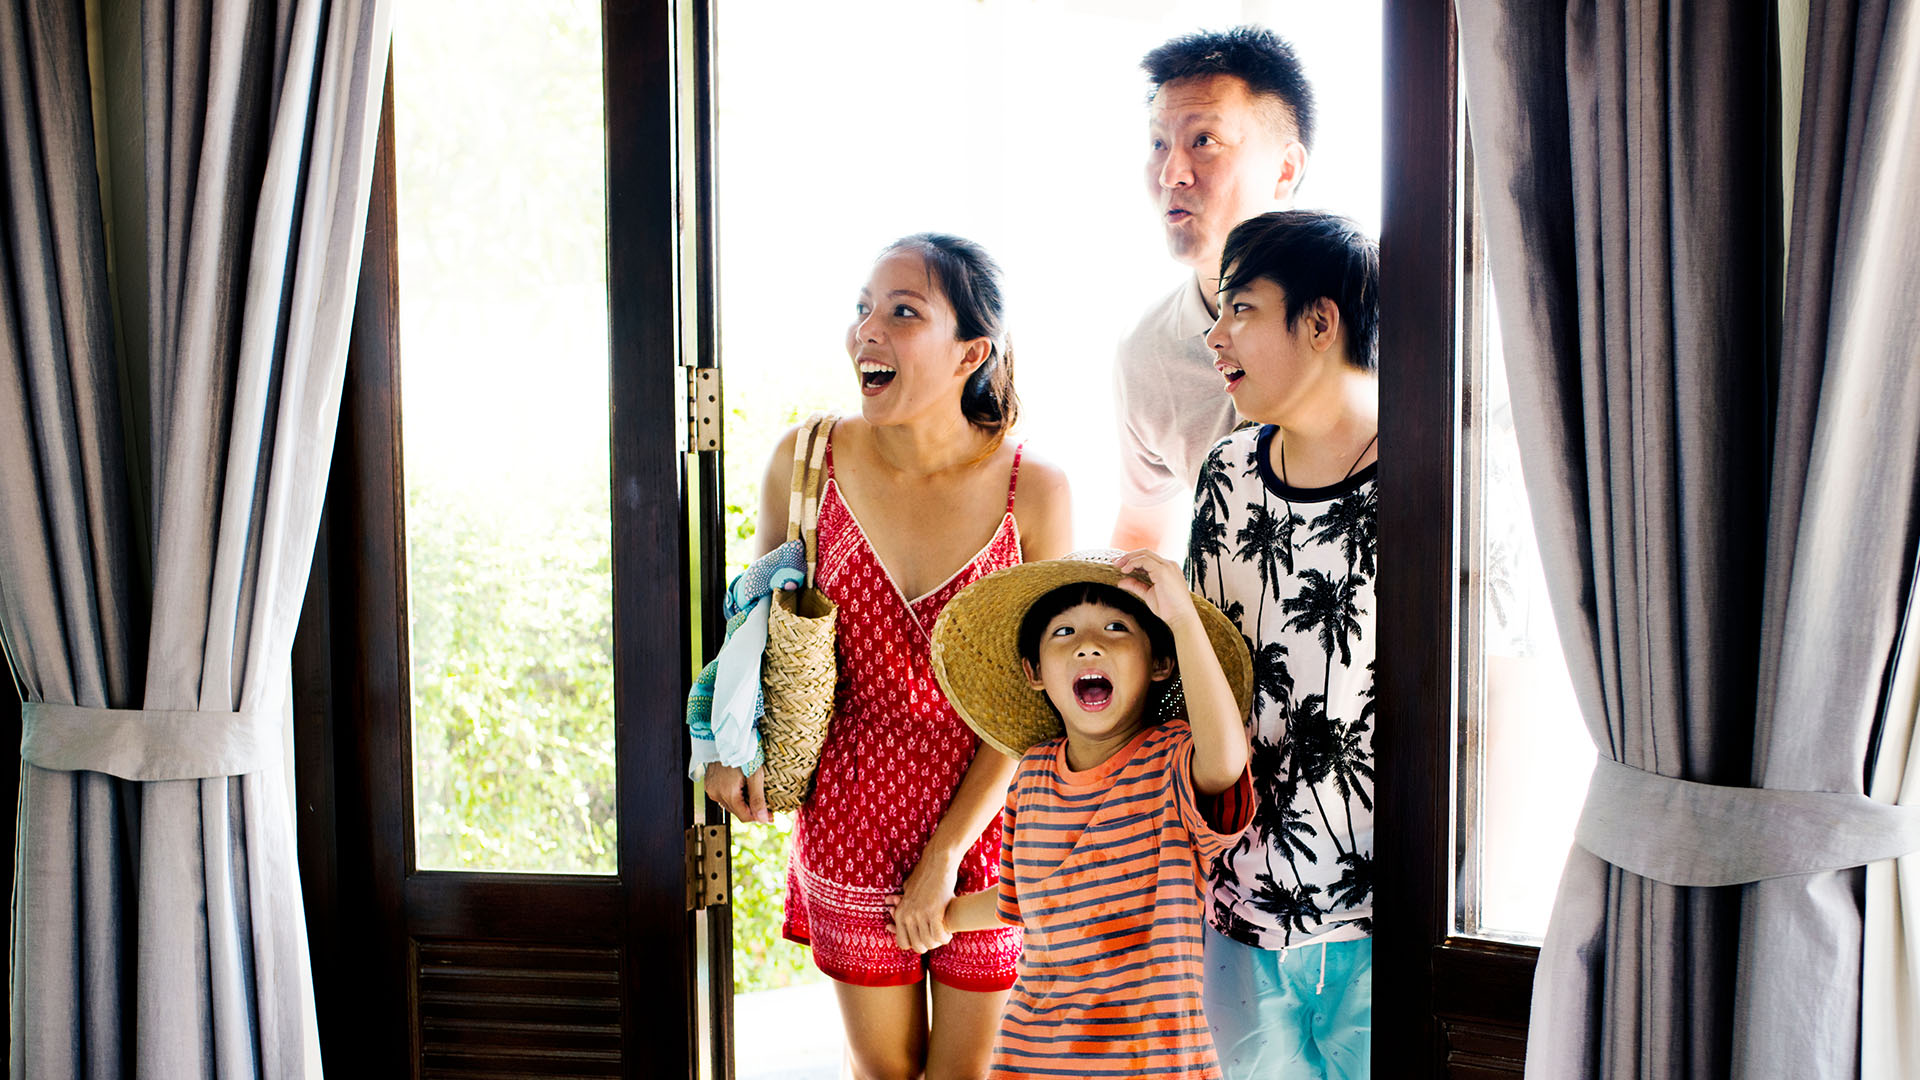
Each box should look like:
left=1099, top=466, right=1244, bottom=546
left=1009, top=446, right=1073, bottom=559
left=763, top=414, right=851, bottom=477
left=826, top=415, right=867, bottom=451
left=1010, top=446, right=1070, bottom=503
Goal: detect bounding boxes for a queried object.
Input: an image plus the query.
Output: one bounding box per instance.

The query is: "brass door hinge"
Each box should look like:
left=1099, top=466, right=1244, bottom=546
left=685, top=366, right=720, bottom=453
left=685, top=823, right=731, bottom=911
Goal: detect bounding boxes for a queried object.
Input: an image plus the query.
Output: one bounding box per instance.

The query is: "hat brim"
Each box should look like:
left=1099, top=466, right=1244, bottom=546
left=931, top=554, right=1254, bottom=759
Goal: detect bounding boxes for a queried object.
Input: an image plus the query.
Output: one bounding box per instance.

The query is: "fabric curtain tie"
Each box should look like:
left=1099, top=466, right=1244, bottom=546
left=1577, top=756, right=1920, bottom=888
left=19, top=700, right=282, bottom=781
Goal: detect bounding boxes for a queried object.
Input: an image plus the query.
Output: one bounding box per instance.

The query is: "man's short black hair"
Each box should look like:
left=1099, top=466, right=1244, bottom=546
left=1142, top=26, right=1316, bottom=152
left=1220, top=211, right=1379, bottom=373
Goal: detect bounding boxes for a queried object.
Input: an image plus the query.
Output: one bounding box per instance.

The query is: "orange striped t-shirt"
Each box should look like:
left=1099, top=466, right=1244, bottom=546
left=991, top=720, right=1253, bottom=1079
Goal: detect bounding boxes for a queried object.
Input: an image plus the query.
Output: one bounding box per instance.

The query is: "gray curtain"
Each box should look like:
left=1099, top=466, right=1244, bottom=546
left=1, top=0, right=145, bottom=1069
left=1457, top=1, right=1768, bottom=1073
left=1459, top=0, right=1920, bottom=1076
left=1, top=0, right=391, bottom=1074
left=1744, top=0, right=1920, bottom=1074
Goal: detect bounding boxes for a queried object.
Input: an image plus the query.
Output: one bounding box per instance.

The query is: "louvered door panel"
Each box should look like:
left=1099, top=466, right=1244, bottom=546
left=1440, top=1018, right=1525, bottom=1077
left=416, top=941, right=625, bottom=1078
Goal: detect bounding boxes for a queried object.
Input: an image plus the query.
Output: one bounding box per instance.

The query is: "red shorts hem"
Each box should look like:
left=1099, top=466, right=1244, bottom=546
left=818, top=964, right=926, bottom=988
left=786, top=927, right=925, bottom=988
left=929, top=969, right=1017, bottom=993
left=789, top=929, right=1013, bottom=990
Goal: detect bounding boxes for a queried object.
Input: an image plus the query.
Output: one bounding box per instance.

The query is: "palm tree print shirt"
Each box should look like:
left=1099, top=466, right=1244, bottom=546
left=1187, top=425, right=1377, bottom=950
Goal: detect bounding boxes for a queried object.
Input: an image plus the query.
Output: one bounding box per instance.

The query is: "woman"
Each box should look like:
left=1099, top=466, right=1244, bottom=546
left=706, top=233, right=1072, bottom=1080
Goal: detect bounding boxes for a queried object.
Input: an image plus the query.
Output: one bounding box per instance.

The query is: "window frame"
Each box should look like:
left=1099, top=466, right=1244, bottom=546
left=1374, top=0, right=1541, bottom=1073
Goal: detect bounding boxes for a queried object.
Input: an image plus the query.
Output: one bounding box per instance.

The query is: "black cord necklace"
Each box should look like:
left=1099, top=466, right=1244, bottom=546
left=1279, top=431, right=1378, bottom=489
left=1274, top=431, right=1377, bottom=580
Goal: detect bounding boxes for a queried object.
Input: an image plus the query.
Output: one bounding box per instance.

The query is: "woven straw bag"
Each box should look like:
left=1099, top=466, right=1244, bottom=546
left=760, top=414, right=839, bottom=812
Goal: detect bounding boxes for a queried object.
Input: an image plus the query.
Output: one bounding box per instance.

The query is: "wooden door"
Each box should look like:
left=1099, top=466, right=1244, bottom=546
left=292, top=2, right=703, bottom=1075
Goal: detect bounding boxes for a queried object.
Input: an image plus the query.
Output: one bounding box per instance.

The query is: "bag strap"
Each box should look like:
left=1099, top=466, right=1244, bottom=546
left=785, top=414, right=836, bottom=583
left=784, top=420, right=815, bottom=545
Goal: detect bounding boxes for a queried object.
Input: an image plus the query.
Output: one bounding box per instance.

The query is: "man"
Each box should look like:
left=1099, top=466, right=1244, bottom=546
left=1111, top=27, right=1315, bottom=554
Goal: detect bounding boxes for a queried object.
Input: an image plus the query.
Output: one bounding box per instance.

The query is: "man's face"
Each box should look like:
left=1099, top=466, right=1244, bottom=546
left=1145, top=74, right=1300, bottom=276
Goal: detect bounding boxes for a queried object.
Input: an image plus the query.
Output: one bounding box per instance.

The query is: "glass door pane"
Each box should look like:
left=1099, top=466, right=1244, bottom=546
left=393, top=0, right=616, bottom=874
left=1455, top=254, right=1594, bottom=939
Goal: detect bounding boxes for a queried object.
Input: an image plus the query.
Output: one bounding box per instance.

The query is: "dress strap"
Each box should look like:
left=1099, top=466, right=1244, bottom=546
left=1005, top=440, right=1026, bottom=515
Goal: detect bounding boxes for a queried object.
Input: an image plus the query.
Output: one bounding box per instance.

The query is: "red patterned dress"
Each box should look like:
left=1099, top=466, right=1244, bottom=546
left=781, top=436, right=1026, bottom=990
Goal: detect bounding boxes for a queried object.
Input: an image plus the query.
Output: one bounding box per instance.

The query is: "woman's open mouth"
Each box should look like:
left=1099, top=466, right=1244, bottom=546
left=1073, top=673, right=1114, bottom=711
left=859, top=361, right=897, bottom=392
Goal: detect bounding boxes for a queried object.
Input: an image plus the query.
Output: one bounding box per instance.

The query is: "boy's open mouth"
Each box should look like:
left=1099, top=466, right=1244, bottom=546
left=1217, top=363, right=1245, bottom=391
left=1072, top=673, right=1114, bottom=711
left=859, top=361, right=897, bottom=390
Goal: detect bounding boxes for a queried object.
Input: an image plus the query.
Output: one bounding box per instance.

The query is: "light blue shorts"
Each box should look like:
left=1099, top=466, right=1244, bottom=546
left=1201, top=924, right=1372, bottom=1080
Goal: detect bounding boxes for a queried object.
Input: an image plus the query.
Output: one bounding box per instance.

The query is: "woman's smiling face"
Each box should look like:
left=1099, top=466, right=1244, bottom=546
left=846, top=248, right=984, bottom=426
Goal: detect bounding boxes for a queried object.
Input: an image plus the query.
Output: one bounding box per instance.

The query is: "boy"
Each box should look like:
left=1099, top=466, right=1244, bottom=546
left=1188, top=210, right=1379, bottom=1079
left=917, top=551, right=1255, bottom=1078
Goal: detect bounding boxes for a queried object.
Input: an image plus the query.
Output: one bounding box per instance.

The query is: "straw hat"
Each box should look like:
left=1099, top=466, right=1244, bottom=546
left=931, top=551, right=1253, bottom=758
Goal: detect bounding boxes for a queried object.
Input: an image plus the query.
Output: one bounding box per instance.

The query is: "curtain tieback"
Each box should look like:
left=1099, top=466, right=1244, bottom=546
left=1576, top=756, right=1920, bottom=887
left=19, top=700, right=282, bottom=781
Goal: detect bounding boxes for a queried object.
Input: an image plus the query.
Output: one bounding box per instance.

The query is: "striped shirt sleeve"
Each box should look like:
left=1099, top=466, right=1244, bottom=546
left=1173, top=731, right=1254, bottom=871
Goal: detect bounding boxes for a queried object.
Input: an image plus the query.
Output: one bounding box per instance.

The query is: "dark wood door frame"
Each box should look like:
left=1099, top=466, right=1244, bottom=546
left=292, top=2, right=695, bottom=1074
left=1376, top=1, right=1540, bottom=1076
left=605, top=0, right=700, bottom=1068
left=676, top=0, right=737, bottom=1075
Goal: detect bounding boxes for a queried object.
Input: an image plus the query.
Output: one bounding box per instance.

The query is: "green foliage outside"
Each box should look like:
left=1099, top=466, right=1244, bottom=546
left=406, top=395, right=827, bottom=987
left=727, top=815, right=818, bottom=992
left=397, top=0, right=618, bottom=877
left=408, top=479, right=617, bottom=874
left=394, top=0, right=847, bottom=993
left=721, top=403, right=829, bottom=993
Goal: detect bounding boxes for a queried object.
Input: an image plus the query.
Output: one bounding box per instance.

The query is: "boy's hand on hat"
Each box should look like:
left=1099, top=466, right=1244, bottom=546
left=1114, top=548, right=1201, bottom=633
left=703, top=762, right=771, bottom=824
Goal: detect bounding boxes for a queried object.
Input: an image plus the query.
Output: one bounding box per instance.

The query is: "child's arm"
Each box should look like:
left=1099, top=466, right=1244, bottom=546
left=884, top=889, right=1007, bottom=949
left=1115, top=550, right=1251, bottom=795
left=944, top=889, right=1007, bottom=934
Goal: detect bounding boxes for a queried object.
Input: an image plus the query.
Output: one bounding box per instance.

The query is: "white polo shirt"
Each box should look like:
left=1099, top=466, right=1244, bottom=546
left=1112, top=276, right=1240, bottom=508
